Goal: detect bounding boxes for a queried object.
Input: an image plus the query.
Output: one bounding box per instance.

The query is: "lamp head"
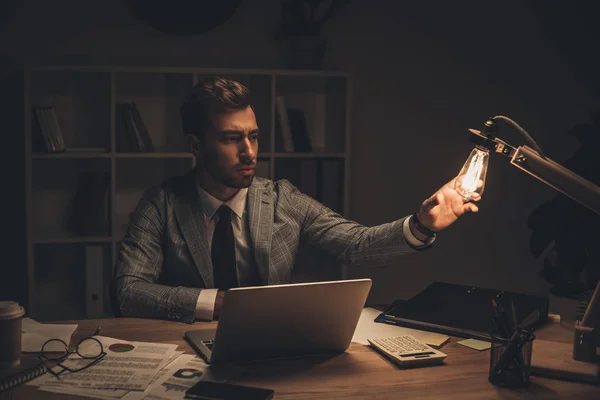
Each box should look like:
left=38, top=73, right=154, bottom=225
left=467, top=119, right=500, bottom=152
left=483, top=118, right=498, bottom=139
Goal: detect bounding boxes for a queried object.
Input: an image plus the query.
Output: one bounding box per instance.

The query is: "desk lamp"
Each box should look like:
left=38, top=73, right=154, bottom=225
left=457, top=115, right=600, bottom=363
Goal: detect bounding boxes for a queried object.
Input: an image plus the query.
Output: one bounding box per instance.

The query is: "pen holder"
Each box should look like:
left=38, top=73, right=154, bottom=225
left=488, top=330, right=535, bottom=388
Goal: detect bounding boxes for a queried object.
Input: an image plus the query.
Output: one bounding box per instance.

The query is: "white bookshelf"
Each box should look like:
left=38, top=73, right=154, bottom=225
left=23, top=66, right=352, bottom=320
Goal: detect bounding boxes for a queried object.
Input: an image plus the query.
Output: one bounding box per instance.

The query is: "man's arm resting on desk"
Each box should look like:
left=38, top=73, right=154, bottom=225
left=195, top=289, right=225, bottom=321
left=115, top=187, right=202, bottom=324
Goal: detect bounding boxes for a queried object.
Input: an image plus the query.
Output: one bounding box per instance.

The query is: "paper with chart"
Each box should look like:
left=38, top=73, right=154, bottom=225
left=29, top=335, right=178, bottom=391
left=352, top=307, right=450, bottom=348
left=37, top=351, right=186, bottom=400
left=122, top=354, right=213, bottom=400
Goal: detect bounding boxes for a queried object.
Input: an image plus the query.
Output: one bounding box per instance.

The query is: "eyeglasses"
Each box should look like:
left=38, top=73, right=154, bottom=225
left=38, top=336, right=106, bottom=377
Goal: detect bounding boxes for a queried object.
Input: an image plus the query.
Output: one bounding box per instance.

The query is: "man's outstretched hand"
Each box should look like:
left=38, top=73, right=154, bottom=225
left=417, top=177, right=481, bottom=232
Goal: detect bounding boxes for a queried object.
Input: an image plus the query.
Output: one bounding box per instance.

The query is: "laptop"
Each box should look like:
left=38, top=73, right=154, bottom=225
left=185, top=278, right=372, bottom=364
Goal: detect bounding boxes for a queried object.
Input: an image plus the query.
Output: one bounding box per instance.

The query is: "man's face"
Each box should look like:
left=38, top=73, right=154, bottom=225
left=195, top=106, right=259, bottom=189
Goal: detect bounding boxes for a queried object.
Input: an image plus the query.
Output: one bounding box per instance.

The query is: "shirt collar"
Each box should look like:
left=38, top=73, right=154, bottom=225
left=197, top=185, right=248, bottom=220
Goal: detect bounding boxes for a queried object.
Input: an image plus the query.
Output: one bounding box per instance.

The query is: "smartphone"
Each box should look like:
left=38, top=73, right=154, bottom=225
left=185, top=380, right=274, bottom=400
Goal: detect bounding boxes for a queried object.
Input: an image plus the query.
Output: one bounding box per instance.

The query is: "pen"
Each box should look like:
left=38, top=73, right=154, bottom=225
left=509, top=299, right=518, bottom=335
left=492, top=328, right=530, bottom=376
left=491, top=298, right=526, bottom=372
left=491, top=298, right=511, bottom=338
left=93, top=326, right=102, bottom=336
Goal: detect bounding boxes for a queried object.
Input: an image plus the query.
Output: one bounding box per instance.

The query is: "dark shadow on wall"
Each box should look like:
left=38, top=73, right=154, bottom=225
left=528, top=0, right=600, bottom=95
left=0, top=63, right=27, bottom=309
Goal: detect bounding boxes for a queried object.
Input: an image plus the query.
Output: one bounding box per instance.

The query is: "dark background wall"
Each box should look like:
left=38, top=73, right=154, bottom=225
left=2, top=0, right=599, bottom=310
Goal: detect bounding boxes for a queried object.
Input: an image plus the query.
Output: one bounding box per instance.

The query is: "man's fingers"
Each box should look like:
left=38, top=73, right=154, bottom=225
left=466, top=203, right=479, bottom=213
left=469, top=193, right=482, bottom=202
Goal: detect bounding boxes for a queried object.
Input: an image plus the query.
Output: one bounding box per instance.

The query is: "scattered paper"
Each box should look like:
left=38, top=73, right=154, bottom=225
left=39, top=351, right=186, bottom=400
left=29, top=335, right=178, bottom=391
left=123, top=354, right=213, bottom=400
left=457, top=338, right=491, bottom=351
left=21, top=317, right=78, bottom=352
left=352, top=307, right=449, bottom=348
left=548, top=313, right=561, bottom=323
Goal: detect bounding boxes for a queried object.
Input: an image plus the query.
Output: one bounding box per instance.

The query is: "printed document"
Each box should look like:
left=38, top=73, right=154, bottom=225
left=29, top=335, right=178, bottom=391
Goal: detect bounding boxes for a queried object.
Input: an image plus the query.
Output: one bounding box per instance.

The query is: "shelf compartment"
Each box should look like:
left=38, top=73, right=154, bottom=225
left=32, top=151, right=111, bottom=159
left=30, top=70, right=111, bottom=152
left=275, top=75, right=348, bottom=154
left=115, top=72, right=194, bottom=153
left=34, top=236, right=112, bottom=244
left=32, top=158, right=111, bottom=240
left=33, top=242, right=112, bottom=321
left=115, top=152, right=193, bottom=159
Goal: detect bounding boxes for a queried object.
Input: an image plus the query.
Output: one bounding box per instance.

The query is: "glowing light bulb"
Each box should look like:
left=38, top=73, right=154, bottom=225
left=454, top=146, right=489, bottom=200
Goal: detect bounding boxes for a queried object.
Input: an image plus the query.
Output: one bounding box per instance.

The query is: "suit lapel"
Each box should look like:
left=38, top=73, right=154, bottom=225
left=173, top=172, right=214, bottom=288
left=247, top=180, right=273, bottom=284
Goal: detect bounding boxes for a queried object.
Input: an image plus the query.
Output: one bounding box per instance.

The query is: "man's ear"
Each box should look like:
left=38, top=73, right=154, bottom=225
left=186, top=134, right=201, bottom=154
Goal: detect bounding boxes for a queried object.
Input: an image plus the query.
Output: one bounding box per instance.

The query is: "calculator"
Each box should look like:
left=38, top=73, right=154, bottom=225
left=367, top=335, right=447, bottom=367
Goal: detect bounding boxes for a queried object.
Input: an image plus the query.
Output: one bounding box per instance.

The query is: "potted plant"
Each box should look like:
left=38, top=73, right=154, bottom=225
left=276, top=0, right=352, bottom=69
left=527, top=110, right=600, bottom=299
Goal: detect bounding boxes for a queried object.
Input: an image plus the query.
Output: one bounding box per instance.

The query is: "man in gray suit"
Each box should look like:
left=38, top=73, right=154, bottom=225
left=114, top=77, right=480, bottom=323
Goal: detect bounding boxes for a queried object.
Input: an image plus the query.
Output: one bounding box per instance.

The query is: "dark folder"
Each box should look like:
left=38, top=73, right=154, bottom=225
left=379, top=282, right=549, bottom=341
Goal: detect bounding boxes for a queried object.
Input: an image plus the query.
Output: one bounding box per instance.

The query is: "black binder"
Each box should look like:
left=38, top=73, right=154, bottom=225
left=379, top=282, right=549, bottom=341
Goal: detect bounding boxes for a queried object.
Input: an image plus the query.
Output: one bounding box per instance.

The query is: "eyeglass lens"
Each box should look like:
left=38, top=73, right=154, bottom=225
left=77, top=338, right=103, bottom=359
left=41, top=339, right=69, bottom=360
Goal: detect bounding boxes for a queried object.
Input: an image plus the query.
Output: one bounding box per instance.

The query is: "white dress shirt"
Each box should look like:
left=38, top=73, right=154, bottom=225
left=194, top=186, right=255, bottom=321
left=402, top=216, right=436, bottom=248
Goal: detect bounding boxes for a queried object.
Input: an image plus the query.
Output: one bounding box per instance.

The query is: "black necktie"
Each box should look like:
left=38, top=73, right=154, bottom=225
left=212, top=205, right=238, bottom=289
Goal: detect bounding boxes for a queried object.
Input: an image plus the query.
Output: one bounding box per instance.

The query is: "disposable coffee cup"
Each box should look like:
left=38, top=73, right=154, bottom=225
left=0, top=301, right=25, bottom=369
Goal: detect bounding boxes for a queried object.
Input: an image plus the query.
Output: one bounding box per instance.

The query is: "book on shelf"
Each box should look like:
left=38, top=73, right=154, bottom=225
left=116, top=102, right=154, bottom=152
left=286, top=108, right=312, bottom=153
left=31, top=106, right=66, bottom=153
left=275, top=96, right=294, bottom=152
left=275, top=97, right=313, bottom=153
left=0, top=358, right=46, bottom=393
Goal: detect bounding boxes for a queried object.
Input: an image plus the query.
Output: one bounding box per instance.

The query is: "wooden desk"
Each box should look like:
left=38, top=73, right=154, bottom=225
left=3, top=318, right=599, bottom=399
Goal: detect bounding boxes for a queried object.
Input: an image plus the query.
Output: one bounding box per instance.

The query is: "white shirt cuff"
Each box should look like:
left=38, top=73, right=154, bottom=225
left=403, top=216, right=435, bottom=249
left=195, top=289, right=219, bottom=321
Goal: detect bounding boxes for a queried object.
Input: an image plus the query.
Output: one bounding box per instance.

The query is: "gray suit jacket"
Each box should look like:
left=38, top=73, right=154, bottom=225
left=114, top=171, right=423, bottom=323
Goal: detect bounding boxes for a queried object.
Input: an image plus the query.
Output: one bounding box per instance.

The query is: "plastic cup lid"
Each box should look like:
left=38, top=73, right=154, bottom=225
left=0, top=301, right=25, bottom=319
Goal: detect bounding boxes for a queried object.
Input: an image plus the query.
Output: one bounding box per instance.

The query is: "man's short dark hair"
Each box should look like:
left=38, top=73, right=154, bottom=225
left=181, top=76, right=251, bottom=140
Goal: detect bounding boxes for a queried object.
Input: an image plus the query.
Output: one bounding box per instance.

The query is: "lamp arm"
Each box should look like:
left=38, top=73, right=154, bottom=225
left=491, top=115, right=546, bottom=159
left=509, top=145, right=600, bottom=216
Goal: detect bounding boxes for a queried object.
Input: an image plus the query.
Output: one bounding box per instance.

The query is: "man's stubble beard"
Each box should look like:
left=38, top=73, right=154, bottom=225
left=201, top=154, right=254, bottom=189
